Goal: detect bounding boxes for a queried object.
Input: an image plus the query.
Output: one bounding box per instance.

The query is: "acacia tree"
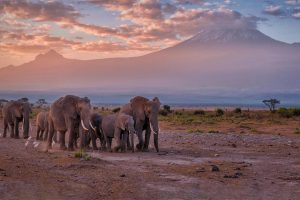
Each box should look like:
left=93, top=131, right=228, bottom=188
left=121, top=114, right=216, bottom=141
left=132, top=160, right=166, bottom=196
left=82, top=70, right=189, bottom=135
left=36, top=98, right=48, bottom=107
left=263, top=99, right=280, bottom=112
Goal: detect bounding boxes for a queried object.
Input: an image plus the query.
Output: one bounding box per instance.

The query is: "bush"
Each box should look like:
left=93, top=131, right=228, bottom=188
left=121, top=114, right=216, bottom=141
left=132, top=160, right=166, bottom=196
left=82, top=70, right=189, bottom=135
left=292, top=108, right=300, bottom=116
left=163, top=105, right=171, bottom=113
left=234, top=108, right=242, bottom=114
left=215, top=108, right=224, bottom=116
left=277, top=107, right=292, bottom=118
left=193, top=110, right=205, bottom=115
left=159, top=109, right=169, bottom=116
left=112, top=107, right=121, bottom=113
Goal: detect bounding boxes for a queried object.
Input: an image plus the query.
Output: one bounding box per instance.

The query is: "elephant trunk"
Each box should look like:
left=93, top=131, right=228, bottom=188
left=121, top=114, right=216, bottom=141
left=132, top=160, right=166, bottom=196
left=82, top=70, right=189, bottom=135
left=23, top=112, right=30, bottom=139
left=150, top=117, right=159, bottom=152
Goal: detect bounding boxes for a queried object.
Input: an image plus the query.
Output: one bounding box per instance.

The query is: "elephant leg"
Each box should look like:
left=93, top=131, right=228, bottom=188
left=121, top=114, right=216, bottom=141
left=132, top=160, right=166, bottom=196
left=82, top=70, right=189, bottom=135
left=3, top=120, right=8, bottom=138
left=98, top=130, right=106, bottom=151
left=36, top=126, right=41, bottom=140
left=127, top=136, right=132, bottom=150
left=40, top=130, right=44, bottom=141
left=90, top=130, right=98, bottom=150
left=43, top=127, right=48, bottom=141
left=131, top=131, right=134, bottom=153
left=74, top=137, right=78, bottom=149
left=47, top=120, right=54, bottom=149
left=143, top=126, right=151, bottom=152
left=60, top=131, right=67, bottom=150
left=10, top=123, right=14, bottom=138
left=67, top=122, right=75, bottom=151
left=113, top=129, right=122, bottom=152
left=108, top=138, right=113, bottom=152
left=53, top=131, right=58, bottom=143
left=135, top=123, right=144, bottom=151
left=122, top=132, right=128, bottom=152
left=14, top=120, right=20, bottom=139
left=104, top=134, right=110, bottom=152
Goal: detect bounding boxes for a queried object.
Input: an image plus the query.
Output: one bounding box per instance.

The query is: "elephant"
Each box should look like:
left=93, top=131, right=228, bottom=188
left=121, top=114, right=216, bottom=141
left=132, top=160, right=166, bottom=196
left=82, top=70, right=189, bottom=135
left=85, top=112, right=106, bottom=150
left=2, top=100, right=31, bottom=139
left=36, top=111, right=49, bottom=141
left=101, top=113, right=136, bottom=152
left=47, top=95, right=92, bottom=151
left=120, top=96, right=161, bottom=152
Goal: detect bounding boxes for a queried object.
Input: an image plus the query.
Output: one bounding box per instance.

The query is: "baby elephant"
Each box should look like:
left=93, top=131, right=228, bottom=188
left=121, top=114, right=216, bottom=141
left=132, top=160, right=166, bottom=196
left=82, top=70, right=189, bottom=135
left=102, top=113, right=136, bottom=152
left=36, top=111, right=49, bottom=141
left=87, top=112, right=106, bottom=150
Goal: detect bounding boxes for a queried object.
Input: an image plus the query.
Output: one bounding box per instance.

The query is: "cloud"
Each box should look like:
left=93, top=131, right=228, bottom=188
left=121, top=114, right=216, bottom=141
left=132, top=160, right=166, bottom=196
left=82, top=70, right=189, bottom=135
left=292, top=8, right=300, bottom=18
left=175, top=0, right=205, bottom=5
left=0, top=29, right=80, bottom=53
left=0, top=0, right=267, bottom=57
left=285, top=0, right=300, bottom=5
left=263, top=5, right=285, bottom=16
left=86, top=0, right=136, bottom=10
left=0, top=0, right=80, bottom=23
left=74, top=40, right=160, bottom=52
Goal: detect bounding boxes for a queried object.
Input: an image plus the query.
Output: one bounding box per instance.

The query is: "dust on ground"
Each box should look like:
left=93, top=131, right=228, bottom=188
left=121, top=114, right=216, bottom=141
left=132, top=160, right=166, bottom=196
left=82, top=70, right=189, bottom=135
left=0, top=119, right=300, bottom=200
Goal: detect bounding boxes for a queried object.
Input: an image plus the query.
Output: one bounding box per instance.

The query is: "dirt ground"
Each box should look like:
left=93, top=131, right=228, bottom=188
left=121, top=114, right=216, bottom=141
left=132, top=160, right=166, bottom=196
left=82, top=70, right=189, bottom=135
left=0, top=118, right=300, bottom=200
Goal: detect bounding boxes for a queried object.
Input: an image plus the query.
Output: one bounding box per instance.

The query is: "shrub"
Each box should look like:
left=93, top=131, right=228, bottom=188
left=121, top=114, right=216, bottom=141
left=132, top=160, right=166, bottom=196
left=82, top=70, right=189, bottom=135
left=234, top=108, right=242, bottom=114
left=163, top=105, right=171, bottom=113
left=193, top=110, right=205, bottom=115
left=159, top=109, right=169, bottom=116
left=294, top=128, right=300, bottom=135
left=292, top=108, right=300, bottom=116
left=112, top=107, right=121, bottom=113
left=277, top=107, right=292, bottom=118
left=215, top=108, right=224, bottom=116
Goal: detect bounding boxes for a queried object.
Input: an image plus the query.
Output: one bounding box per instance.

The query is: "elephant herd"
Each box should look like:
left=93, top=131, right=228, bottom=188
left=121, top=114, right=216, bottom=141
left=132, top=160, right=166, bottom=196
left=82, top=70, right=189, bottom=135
left=1, top=95, right=161, bottom=153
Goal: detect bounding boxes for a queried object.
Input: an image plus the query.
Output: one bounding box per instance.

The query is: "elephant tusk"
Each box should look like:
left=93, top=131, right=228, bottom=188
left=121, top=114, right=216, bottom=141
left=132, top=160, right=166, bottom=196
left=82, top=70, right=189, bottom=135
left=81, top=120, right=89, bottom=131
left=89, top=120, right=96, bottom=132
left=150, top=122, right=158, bottom=135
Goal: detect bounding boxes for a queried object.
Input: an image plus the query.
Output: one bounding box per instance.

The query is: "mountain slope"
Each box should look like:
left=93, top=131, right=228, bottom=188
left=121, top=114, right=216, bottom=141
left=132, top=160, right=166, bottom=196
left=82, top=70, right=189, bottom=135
left=0, top=28, right=299, bottom=94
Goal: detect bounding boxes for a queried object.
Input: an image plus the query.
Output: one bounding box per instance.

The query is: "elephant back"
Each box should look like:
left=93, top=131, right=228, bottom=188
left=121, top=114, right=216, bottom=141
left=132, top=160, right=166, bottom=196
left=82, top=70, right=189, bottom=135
left=102, top=114, right=117, bottom=138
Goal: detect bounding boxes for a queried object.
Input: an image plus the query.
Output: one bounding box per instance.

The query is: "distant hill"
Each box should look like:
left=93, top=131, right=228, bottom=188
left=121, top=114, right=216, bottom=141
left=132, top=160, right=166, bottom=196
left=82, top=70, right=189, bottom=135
left=0, top=27, right=299, bottom=95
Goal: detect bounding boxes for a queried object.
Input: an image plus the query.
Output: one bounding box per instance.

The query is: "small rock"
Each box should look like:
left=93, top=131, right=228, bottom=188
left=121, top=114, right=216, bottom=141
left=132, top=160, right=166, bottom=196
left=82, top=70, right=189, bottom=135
left=196, top=168, right=205, bottom=173
left=224, top=174, right=239, bottom=179
left=235, top=167, right=241, bottom=170
left=214, top=154, right=220, bottom=157
left=235, top=172, right=243, bottom=177
left=231, top=143, right=237, bottom=148
left=120, top=174, right=126, bottom=177
left=211, top=165, right=220, bottom=172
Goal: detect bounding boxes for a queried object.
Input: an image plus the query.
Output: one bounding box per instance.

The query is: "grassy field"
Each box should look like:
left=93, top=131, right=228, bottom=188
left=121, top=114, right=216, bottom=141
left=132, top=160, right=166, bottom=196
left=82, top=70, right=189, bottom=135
left=158, top=108, right=300, bottom=136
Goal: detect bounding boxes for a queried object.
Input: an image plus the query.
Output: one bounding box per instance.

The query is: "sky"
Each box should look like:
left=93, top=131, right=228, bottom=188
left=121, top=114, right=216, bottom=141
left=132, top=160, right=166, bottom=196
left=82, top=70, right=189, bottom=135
left=0, top=0, right=300, bottom=68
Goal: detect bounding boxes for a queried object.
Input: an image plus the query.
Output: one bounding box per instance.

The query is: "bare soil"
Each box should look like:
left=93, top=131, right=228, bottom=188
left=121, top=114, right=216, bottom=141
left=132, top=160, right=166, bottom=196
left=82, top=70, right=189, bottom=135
left=0, top=119, right=300, bottom=200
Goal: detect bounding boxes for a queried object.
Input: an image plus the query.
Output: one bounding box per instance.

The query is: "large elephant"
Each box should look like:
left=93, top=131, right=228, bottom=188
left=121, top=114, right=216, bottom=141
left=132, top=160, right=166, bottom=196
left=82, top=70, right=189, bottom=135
left=86, top=112, right=106, bottom=150
left=36, top=111, right=49, bottom=141
left=120, top=96, right=161, bottom=152
left=102, top=113, right=136, bottom=152
left=47, top=95, right=91, bottom=151
left=2, top=100, right=31, bottom=139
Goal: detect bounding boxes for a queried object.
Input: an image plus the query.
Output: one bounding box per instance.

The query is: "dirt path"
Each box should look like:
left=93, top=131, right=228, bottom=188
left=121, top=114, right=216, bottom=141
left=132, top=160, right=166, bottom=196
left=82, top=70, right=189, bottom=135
left=0, top=125, right=300, bottom=200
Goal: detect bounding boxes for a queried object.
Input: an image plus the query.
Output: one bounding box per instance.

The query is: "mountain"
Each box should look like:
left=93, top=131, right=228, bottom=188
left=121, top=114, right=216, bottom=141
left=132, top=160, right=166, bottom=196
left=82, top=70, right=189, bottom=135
left=0, top=27, right=299, bottom=95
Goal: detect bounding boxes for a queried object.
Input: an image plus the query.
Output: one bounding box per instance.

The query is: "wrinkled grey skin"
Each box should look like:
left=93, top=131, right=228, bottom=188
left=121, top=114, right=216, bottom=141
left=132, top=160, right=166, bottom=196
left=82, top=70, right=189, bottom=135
left=120, top=96, right=161, bottom=152
left=2, top=100, right=31, bottom=139
left=47, top=95, right=91, bottom=151
left=102, top=113, right=136, bottom=152
left=36, top=111, right=49, bottom=141
left=86, top=112, right=106, bottom=150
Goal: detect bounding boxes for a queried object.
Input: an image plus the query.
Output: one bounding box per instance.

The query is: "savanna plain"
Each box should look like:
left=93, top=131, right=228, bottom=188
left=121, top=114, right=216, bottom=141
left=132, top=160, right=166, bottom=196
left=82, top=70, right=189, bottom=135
left=0, top=107, right=300, bottom=200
